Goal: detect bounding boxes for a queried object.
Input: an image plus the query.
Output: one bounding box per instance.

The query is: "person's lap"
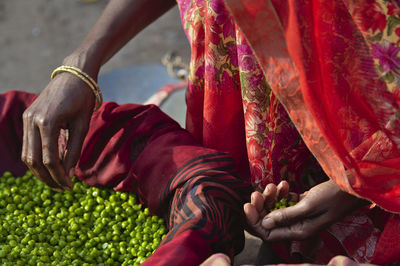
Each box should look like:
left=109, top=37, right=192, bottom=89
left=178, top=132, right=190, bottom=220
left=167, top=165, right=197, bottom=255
left=0, top=90, right=254, bottom=265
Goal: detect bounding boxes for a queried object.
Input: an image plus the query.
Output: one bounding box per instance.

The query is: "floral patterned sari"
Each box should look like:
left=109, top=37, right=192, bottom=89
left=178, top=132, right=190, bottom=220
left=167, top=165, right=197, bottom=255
left=176, top=0, right=400, bottom=264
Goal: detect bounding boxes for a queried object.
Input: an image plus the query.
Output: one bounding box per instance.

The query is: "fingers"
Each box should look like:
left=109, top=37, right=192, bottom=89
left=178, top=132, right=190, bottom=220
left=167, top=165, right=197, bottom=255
left=21, top=110, right=29, bottom=165
left=263, top=212, right=328, bottom=241
left=244, top=202, right=271, bottom=241
left=250, top=191, right=265, bottom=213
left=22, top=106, right=70, bottom=190
left=245, top=191, right=269, bottom=238
left=262, top=183, right=278, bottom=211
left=21, top=76, right=95, bottom=190
left=243, top=202, right=260, bottom=226
left=277, top=181, right=289, bottom=199
left=264, top=220, right=312, bottom=241
left=249, top=183, right=279, bottom=218
left=63, top=119, right=90, bottom=179
left=39, top=123, right=73, bottom=189
left=21, top=118, right=62, bottom=190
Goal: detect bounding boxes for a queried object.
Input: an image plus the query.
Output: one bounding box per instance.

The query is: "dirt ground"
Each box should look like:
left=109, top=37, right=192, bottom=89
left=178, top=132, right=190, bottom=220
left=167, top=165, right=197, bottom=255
left=0, top=0, right=263, bottom=265
left=0, top=0, right=190, bottom=93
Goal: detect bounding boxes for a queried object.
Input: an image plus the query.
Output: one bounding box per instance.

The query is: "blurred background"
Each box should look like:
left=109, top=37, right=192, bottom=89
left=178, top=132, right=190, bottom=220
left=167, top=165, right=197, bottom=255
left=0, top=0, right=190, bottom=94
left=0, top=0, right=263, bottom=265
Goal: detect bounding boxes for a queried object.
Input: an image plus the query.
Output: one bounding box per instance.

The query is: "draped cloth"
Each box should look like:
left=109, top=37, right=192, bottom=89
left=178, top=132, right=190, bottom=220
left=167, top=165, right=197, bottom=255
left=1, top=0, right=400, bottom=264
left=225, top=1, right=400, bottom=264
left=0, top=91, right=252, bottom=266
left=177, top=0, right=400, bottom=264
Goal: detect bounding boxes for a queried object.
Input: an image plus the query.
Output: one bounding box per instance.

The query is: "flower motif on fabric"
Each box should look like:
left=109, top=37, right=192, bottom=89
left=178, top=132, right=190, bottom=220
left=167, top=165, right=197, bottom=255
left=244, top=103, right=264, bottom=138
left=203, top=0, right=240, bottom=91
left=371, top=40, right=400, bottom=74
left=209, top=0, right=235, bottom=39
left=348, top=0, right=400, bottom=114
left=352, top=0, right=387, bottom=34
left=177, top=0, right=325, bottom=190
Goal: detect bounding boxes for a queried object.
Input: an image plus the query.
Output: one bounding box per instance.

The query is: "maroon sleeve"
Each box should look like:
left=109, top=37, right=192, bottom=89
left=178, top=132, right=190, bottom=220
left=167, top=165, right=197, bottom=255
left=0, top=91, right=36, bottom=176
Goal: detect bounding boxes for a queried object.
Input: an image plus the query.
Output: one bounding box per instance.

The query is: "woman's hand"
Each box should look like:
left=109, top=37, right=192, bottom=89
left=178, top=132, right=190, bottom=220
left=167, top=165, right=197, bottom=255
left=244, top=180, right=369, bottom=241
left=21, top=0, right=178, bottom=190
left=244, top=181, right=294, bottom=239
left=21, top=69, right=96, bottom=190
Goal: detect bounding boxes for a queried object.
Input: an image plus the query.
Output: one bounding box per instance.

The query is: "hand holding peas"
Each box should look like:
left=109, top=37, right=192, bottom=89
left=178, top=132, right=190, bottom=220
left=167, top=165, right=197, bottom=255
left=243, top=181, right=299, bottom=240
left=244, top=180, right=369, bottom=242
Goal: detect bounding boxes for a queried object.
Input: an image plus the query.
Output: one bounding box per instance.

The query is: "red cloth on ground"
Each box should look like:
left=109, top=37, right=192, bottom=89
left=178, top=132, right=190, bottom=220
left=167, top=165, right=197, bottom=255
left=0, top=90, right=252, bottom=265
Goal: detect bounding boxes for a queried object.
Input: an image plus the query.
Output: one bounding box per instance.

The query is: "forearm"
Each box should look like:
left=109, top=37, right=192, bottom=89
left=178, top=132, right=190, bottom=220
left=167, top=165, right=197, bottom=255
left=63, top=0, right=176, bottom=78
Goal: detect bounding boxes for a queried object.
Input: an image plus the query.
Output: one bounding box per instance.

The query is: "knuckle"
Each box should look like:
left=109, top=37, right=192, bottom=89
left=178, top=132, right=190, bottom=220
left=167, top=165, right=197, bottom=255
left=277, top=210, right=289, bottom=226
left=22, top=110, right=34, bottom=121
left=23, top=156, right=37, bottom=168
left=294, top=230, right=308, bottom=240
left=42, top=157, right=56, bottom=168
left=33, top=115, right=51, bottom=128
left=21, top=153, right=27, bottom=163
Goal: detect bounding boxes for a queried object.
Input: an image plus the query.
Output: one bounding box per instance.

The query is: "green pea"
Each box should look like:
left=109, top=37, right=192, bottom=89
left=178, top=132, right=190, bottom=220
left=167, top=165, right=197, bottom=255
left=0, top=170, right=167, bottom=264
left=272, top=198, right=296, bottom=210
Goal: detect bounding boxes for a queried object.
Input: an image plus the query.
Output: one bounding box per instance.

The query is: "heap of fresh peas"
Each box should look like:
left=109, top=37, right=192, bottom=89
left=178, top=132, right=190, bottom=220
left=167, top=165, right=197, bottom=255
left=271, top=198, right=296, bottom=211
left=0, top=170, right=167, bottom=266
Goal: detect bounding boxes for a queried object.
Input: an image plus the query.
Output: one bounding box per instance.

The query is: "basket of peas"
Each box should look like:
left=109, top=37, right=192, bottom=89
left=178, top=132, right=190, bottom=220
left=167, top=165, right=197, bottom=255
left=0, top=170, right=167, bottom=266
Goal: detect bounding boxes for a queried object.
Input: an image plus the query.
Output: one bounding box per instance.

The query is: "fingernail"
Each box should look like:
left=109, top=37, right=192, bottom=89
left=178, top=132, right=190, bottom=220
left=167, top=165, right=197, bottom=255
left=221, top=254, right=231, bottom=264
left=262, top=218, right=275, bottom=229
left=68, top=168, right=75, bottom=179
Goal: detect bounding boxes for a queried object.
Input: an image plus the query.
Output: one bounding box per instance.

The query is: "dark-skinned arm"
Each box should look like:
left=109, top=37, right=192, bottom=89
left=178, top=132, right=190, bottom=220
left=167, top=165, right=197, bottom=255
left=21, top=0, right=176, bottom=190
left=64, top=0, right=177, bottom=77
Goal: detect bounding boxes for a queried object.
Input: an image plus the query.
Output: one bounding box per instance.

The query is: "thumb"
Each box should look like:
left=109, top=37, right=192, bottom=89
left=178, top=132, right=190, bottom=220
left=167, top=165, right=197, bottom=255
left=262, top=202, right=308, bottom=229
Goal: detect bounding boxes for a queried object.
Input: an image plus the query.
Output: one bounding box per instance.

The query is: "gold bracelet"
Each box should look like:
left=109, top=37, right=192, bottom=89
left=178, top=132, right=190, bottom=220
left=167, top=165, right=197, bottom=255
left=51, top=66, right=103, bottom=111
left=58, top=65, right=102, bottom=103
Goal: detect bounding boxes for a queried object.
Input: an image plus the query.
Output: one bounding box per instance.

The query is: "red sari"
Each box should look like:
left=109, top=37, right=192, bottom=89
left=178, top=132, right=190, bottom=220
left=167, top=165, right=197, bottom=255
left=178, top=0, right=400, bottom=264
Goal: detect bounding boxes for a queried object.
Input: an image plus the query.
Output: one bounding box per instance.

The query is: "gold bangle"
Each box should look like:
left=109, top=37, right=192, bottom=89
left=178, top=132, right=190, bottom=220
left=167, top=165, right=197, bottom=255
left=51, top=66, right=103, bottom=111
left=51, top=66, right=102, bottom=111
left=58, top=65, right=103, bottom=105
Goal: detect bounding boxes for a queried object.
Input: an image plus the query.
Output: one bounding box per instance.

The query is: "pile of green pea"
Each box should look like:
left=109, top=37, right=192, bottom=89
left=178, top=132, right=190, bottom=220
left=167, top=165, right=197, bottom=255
left=0, top=170, right=167, bottom=266
left=271, top=198, right=296, bottom=211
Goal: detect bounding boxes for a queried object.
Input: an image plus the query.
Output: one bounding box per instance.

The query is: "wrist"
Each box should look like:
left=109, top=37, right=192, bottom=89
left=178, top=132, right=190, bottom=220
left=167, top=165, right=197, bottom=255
left=51, top=66, right=103, bottom=112
left=62, top=49, right=102, bottom=80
